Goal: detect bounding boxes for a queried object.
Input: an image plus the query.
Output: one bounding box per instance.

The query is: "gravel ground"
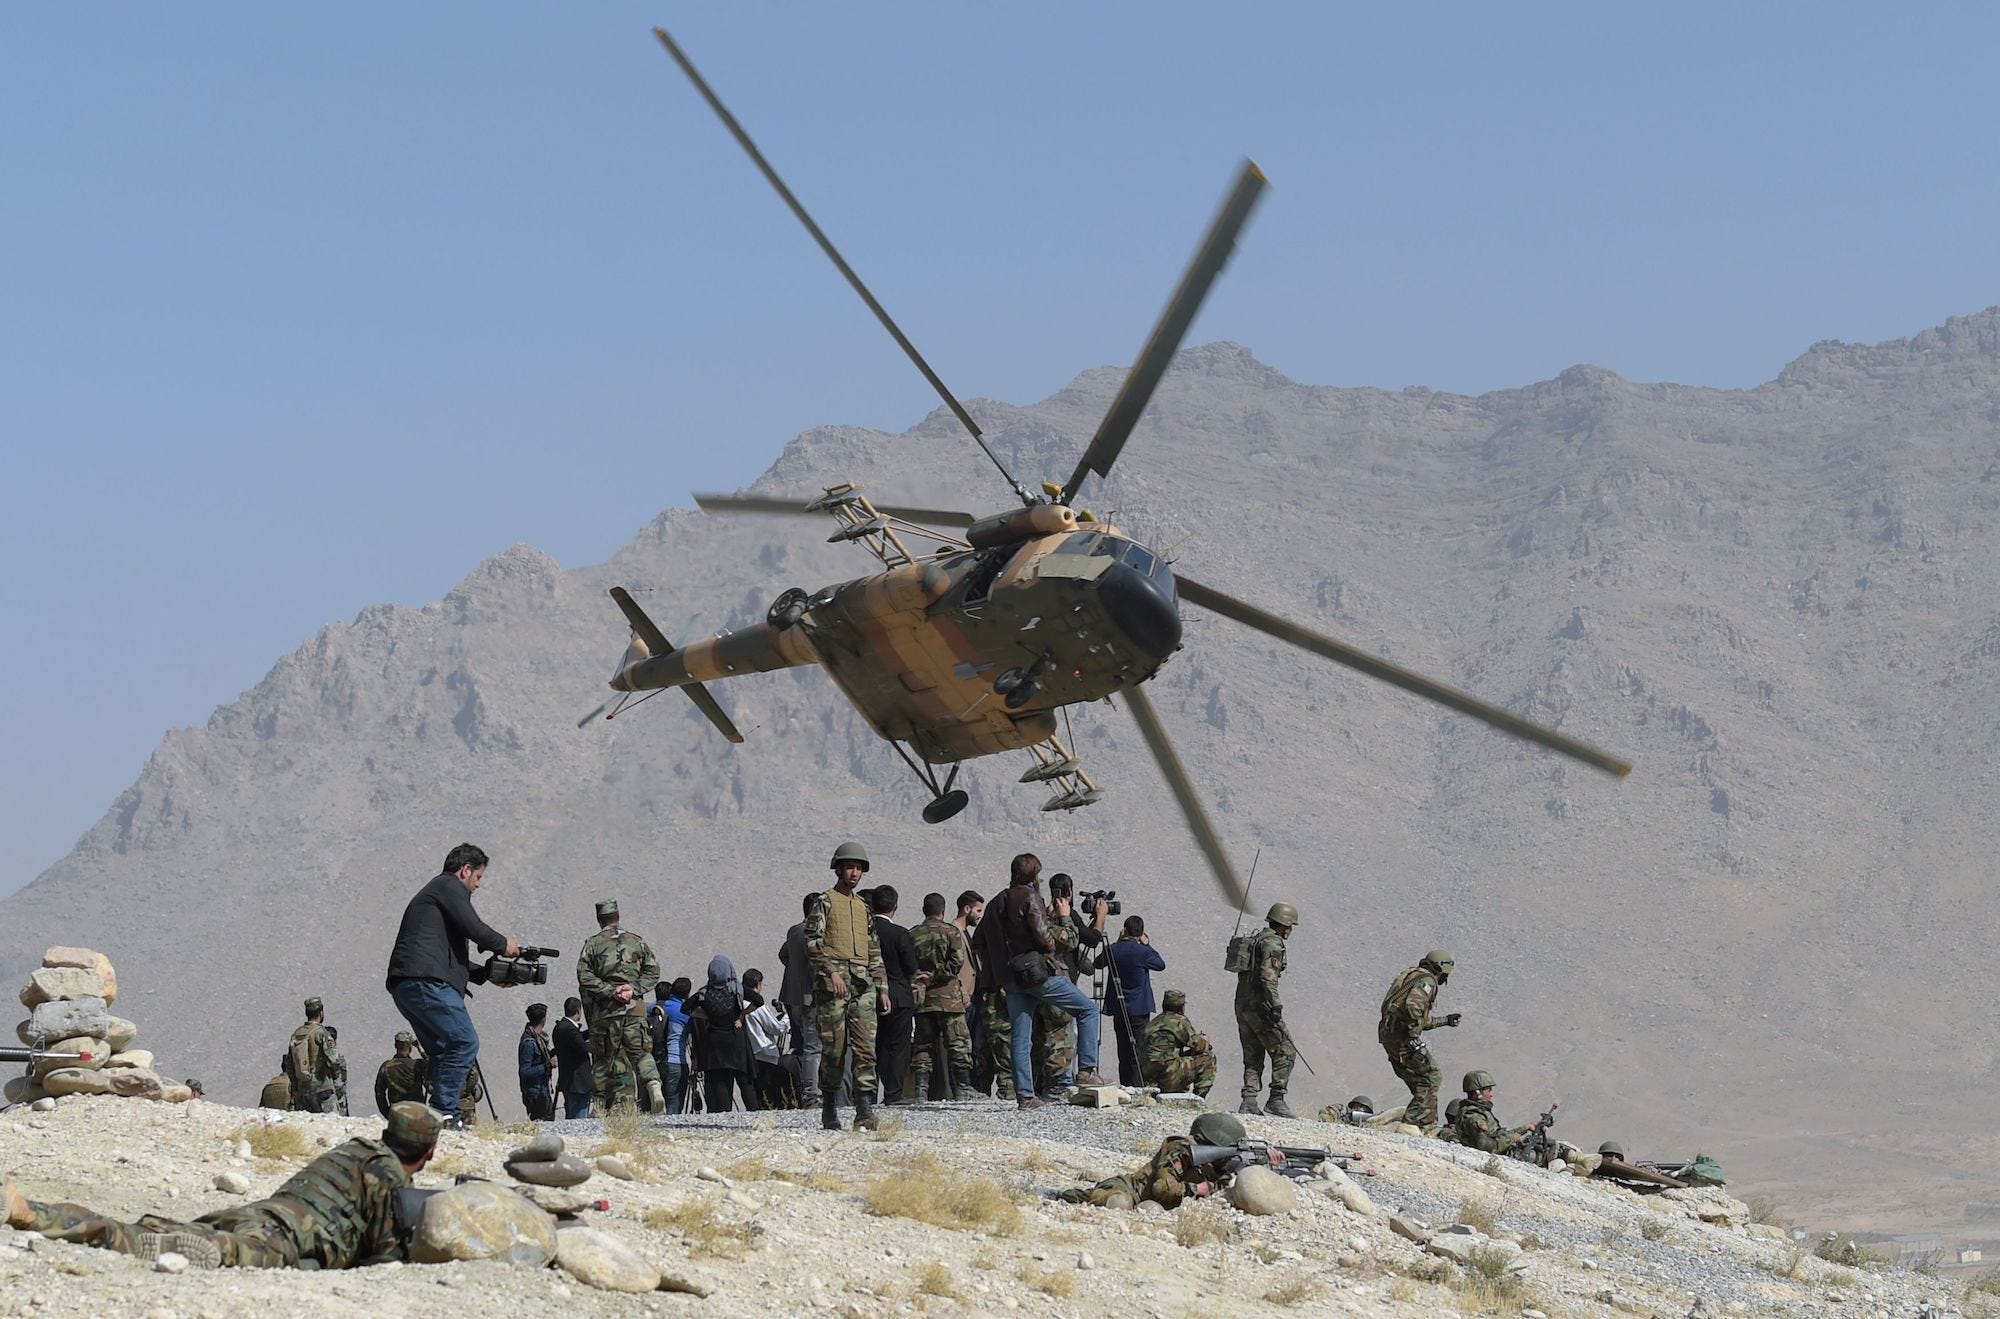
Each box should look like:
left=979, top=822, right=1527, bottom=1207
left=0, top=1093, right=1983, bottom=1318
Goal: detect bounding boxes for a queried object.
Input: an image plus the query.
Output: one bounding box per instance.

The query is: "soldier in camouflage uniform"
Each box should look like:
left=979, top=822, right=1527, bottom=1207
left=577, top=899, right=664, bottom=1114
left=910, top=893, right=973, bottom=1101
left=805, top=841, right=888, bottom=1131
left=978, top=989, right=1015, bottom=1100
left=374, top=1031, right=428, bottom=1116
left=1140, top=989, right=1215, bottom=1096
left=459, top=1058, right=484, bottom=1125
left=323, top=1026, right=351, bottom=1116
left=3, top=1103, right=442, bottom=1269
left=1031, top=905, right=1080, bottom=1095
left=1058, top=1112, right=1248, bottom=1210
left=1452, top=1070, right=1551, bottom=1161
left=1377, top=949, right=1461, bottom=1133
left=1234, top=902, right=1298, bottom=1117
left=287, top=997, right=338, bottom=1114
left=258, top=1061, right=291, bottom=1111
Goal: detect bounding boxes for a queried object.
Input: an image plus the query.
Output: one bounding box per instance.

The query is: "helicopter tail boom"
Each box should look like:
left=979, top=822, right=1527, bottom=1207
left=606, top=587, right=774, bottom=743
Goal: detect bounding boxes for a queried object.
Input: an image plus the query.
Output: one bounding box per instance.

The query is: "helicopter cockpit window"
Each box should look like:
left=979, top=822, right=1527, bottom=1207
left=1057, top=532, right=1101, bottom=555
left=1087, top=537, right=1158, bottom=577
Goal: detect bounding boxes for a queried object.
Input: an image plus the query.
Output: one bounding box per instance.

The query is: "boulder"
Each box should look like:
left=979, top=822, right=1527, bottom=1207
left=106, top=1067, right=164, bottom=1099
left=1390, top=1215, right=1431, bottom=1244
left=554, top=1226, right=661, bottom=1293
left=20, top=967, right=106, bottom=1008
left=594, top=1155, right=635, bottom=1181
left=508, top=1132, right=563, bottom=1163
left=1229, top=1166, right=1300, bottom=1215
left=412, top=1182, right=558, bottom=1266
left=214, top=1172, right=250, bottom=1195
left=3, top=1075, right=49, bottom=1106
left=31, top=1037, right=108, bottom=1079
left=520, top=1187, right=594, bottom=1216
left=505, top=1153, right=594, bottom=1188
left=24, top=997, right=109, bottom=1047
left=105, top=1049, right=154, bottom=1070
left=103, top=1017, right=138, bottom=1052
left=1745, top=1222, right=1788, bottom=1241
left=1661, top=1187, right=1749, bottom=1227
left=42, top=948, right=117, bottom=1002
left=42, top=1067, right=112, bottom=1097
left=158, top=1083, right=194, bottom=1104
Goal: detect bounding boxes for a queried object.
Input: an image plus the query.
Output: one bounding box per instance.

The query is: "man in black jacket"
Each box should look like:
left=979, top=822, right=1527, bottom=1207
left=553, top=997, right=593, bottom=1119
left=384, top=843, right=517, bottom=1124
left=777, top=892, right=822, bottom=1107
left=869, top=886, right=919, bottom=1104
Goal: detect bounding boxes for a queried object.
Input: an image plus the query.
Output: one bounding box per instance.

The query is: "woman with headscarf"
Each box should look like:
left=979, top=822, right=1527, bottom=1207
left=690, top=954, right=760, bottom=1112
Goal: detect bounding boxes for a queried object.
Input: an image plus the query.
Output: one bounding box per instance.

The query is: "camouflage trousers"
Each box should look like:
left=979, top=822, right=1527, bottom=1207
left=1033, top=998, right=1076, bottom=1092
left=27, top=1199, right=299, bottom=1267
left=1146, top=1051, right=1217, bottom=1098
left=1236, top=1010, right=1295, bottom=1097
left=978, top=990, right=1015, bottom=1099
left=1382, top=1036, right=1441, bottom=1131
left=815, top=965, right=878, bottom=1098
left=912, top=1009, right=972, bottom=1079
left=590, top=1013, right=660, bottom=1113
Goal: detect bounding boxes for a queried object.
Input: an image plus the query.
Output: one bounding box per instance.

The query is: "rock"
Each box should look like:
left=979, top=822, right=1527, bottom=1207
left=105, top=1049, right=155, bottom=1070
left=660, top=1273, right=713, bottom=1298
left=595, top=1155, right=635, bottom=1181
left=23, top=997, right=109, bottom=1047
left=509, top=1132, right=563, bottom=1163
left=106, top=1067, right=164, bottom=1099
left=42, top=947, right=117, bottom=1002
left=504, top=1153, right=594, bottom=1188
left=1390, top=1216, right=1431, bottom=1244
left=1068, top=1085, right=1125, bottom=1108
left=158, top=1083, right=193, bottom=1103
left=19, top=967, right=105, bottom=1008
left=214, top=1172, right=250, bottom=1194
left=1428, top=1234, right=1521, bottom=1267
left=1229, top=1166, right=1300, bottom=1215
left=30, top=1037, right=109, bottom=1079
left=724, top=1189, right=762, bottom=1211
left=152, top=1252, right=188, bottom=1274
left=695, top=1167, right=728, bottom=1184
left=3, top=1076, right=49, bottom=1106
left=1662, top=1187, right=1749, bottom=1226
left=554, top=1226, right=661, bottom=1293
left=41, top=1067, right=112, bottom=1097
left=104, top=1017, right=138, bottom=1052
left=412, top=1182, right=558, bottom=1266
left=1322, top=1179, right=1377, bottom=1217
left=1745, top=1222, right=1787, bottom=1241
left=233, top=1139, right=253, bottom=1160
left=30, top=1097, right=55, bottom=1113
left=520, top=1187, right=594, bottom=1216
left=1076, top=1250, right=1095, bottom=1270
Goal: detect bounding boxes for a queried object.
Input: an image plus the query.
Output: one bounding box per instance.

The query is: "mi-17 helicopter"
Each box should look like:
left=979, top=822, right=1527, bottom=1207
left=588, top=27, right=1632, bottom=910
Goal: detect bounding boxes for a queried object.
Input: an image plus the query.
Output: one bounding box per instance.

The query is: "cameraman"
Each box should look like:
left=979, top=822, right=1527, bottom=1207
left=1096, top=914, right=1165, bottom=1086
left=385, top=843, right=518, bottom=1125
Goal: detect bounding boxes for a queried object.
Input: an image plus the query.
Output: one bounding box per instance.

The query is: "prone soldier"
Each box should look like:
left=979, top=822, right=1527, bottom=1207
left=1378, top=949, right=1460, bottom=1133
left=1140, top=989, right=1216, bottom=1097
left=1058, top=1113, right=1253, bottom=1210
left=910, top=892, right=973, bottom=1101
left=374, top=1031, right=428, bottom=1116
left=1234, top=902, right=1298, bottom=1117
left=806, top=841, right=889, bottom=1131
left=287, top=998, right=338, bottom=1114
left=577, top=898, right=665, bottom=1113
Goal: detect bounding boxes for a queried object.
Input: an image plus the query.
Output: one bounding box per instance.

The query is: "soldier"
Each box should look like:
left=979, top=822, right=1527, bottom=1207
left=576, top=899, right=663, bottom=1113
left=287, top=998, right=337, bottom=1114
left=1140, top=989, right=1216, bottom=1097
left=910, top=892, right=972, bottom=1101
left=1452, top=1070, right=1552, bottom=1160
left=1058, top=1113, right=1252, bottom=1210
left=323, top=1026, right=351, bottom=1117
left=1377, top=949, right=1461, bottom=1133
left=258, top=1064, right=291, bottom=1112
left=3, top=1103, right=441, bottom=1269
left=805, top=841, right=889, bottom=1131
left=459, top=1058, right=484, bottom=1125
left=374, top=1031, right=427, bottom=1116
left=1234, top=902, right=1298, bottom=1117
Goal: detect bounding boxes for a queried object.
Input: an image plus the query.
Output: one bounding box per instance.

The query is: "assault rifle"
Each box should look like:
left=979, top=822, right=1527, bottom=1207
left=1511, top=1100, right=1560, bottom=1166
left=1188, top=1139, right=1377, bottom=1182
left=0, top=1045, right=95, bottom=1066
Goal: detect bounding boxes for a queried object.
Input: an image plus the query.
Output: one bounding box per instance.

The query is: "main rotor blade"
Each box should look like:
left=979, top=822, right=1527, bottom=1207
left=1061, top=161, right=1268, bottom=505
left=1122, top=684, right=1250, bottom=912
left=652, top=27, right=1034, bottom=507
left=692, top=493, right=976, bottom=529
left=1174, top=576, right=1633, bottom=778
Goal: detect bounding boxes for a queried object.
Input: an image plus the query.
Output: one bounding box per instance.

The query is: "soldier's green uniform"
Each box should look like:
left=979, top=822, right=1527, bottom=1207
left=460, top=1059, right=483, bottom=1125
left=1058, top=1113, right=1245, bottom=1210
left=806, top=842, right=888, bottom=1129
left=1378, top=951, right=1457, bottom=1132
left=324, top=1035, right=350, bottom=1117
left=1140, top=990, right=1216, bottom=1096
left=979, top=988, right=1016, bottom=1100
left=910, top=914, right=972, bottom=1098
left=1452, top=1071, right=1548, bottom=1162
left=287, top=999, right=337, bottom=1114
left=1031, top=909, right=1080, bottom=1091
left=259, top=1073, right=291, bottom=1110
left=1234, top=904, right=1297, bottom=1117
left=374, top=1032, right=428, bottom=1116
left=577, top=899, right=664, bottom=1113
left=10, top=1103, right=441, bottom=1269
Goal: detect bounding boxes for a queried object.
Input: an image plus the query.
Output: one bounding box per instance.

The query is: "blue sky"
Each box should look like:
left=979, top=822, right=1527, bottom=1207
left=3, top=4, right=1997, bottom=894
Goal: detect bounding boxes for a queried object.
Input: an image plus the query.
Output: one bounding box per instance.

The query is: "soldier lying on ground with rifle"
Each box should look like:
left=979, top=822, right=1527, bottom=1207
left=3, top=1103, right=441, bottom=1269
left=1057, top=1113, right=1348, bottom=1209
left=1452, top=1070, right=1561, bottom=1166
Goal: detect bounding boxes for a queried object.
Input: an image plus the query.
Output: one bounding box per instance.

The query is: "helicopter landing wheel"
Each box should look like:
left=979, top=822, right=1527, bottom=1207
left=767, top=587, right=810, bottom=630
left=922, top=789, right=969, bottom=824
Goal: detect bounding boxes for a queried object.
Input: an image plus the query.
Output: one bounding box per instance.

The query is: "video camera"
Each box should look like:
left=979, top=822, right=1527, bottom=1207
left=1078, top=889, right=1120, bottom=918
left=471, top=945, right=561, bottom=987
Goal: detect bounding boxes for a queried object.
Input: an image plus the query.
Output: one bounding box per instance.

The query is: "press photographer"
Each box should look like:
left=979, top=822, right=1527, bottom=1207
left=384, top=843, right=524, bottom=1126
left=1095, top=912, right=1165, bottom=1086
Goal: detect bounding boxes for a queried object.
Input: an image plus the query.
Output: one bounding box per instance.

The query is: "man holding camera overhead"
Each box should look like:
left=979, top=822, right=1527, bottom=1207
left=384, top=843, right=519, bottom=1127
left=577, top=899, right=664, bottom=1114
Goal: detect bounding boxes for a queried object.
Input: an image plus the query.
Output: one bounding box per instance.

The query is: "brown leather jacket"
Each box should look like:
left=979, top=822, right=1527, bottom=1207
left=991, top=881, right=1058, bottom=990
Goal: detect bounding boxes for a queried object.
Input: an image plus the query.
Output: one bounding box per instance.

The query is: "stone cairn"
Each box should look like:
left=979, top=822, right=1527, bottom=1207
left=5, top=946, right=193, bottom=1107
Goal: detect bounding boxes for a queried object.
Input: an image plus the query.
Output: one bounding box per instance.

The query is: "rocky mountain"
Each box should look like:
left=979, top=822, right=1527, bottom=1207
left=7, top=313, right=2000, bottom=1238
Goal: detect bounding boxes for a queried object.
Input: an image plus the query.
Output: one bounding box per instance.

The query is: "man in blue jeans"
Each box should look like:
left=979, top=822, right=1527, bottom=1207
left=384, top=843, right=518, bottom=1126
left=988, top=852, right=1106, bottom=1110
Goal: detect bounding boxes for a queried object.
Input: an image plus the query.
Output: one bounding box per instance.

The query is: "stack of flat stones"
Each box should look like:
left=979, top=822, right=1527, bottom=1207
left=5, top=946, right=193, bottom=1107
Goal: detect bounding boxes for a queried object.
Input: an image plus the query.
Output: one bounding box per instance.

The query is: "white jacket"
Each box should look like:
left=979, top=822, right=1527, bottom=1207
left=746, top=1002, right=790, bottom=1064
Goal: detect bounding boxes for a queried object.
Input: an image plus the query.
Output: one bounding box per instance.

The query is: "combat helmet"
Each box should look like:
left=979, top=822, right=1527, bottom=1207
left=1462, top=1069, right=1495, bottom=1095
left=830, top=841, right=870, bottom=873
left=1190, top=1112, right=1247, bottom=1146
left=1421, top=949, right=1455, bottom=979
left=1598, top=1140, right=1625, bottom=1161
left=1265, top=902, right=1298, bottom=929
left=1346, top=1095, right=1376, bottom=1114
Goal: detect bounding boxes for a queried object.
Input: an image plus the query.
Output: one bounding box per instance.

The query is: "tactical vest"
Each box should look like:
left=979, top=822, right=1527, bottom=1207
left=821, top=887, right=870, bottom=963
left=1379, top=966, right=1435, bottom=1038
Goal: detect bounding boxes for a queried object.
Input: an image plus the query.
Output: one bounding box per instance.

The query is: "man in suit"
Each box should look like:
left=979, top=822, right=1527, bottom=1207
left=869, top=885, right=919, bottom=1104
left=777, top=891, right=822, bottom=1106
left=551, top=996, right=593, bottom=1120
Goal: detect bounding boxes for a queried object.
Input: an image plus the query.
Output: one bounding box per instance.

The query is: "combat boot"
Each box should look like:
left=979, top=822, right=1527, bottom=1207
left=852, top=1090, right=880, bottom=1132
left=1238, top=1095, right=1264, bottom=1115
left=136, top=1231, right=222, bottom=1270
left=909, top=1068, right=931, bottom=1103
left=950, top=1067, right=973, bottom=1102
left=646, top=1079, right=666, bottom=1112
left=1265, top=1092, right=1297, bottom=1119
left=820, top=1093, right=841, bottom=1131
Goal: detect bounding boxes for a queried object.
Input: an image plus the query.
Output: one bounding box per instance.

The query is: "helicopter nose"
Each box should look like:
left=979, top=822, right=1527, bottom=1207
left=1099, top=562, right=1182, bottom=661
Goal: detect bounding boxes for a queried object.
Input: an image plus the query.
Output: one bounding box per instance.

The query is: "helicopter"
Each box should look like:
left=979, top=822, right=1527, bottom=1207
left=587, top=27, right=1632, bottom=910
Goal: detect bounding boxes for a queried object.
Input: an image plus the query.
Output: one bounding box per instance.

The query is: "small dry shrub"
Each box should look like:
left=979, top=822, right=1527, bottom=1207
left=915, top=1261, right=957, bottom=1298
left=1756, top=1245, right=1809, bottom=1281
left=643, top=1197, right=755, bottom=1257
left=1454, top=1195, right=1501, bottom=1236
left=862, top=1151, right=1021, bottom=1234
left=593, top=1107, right=663, bottom=1170
left=1480, top=1156, right=1506, bottom=1178
left=1016, top=1261, right=1076, bottom=1297
left=1748, top=1197, right=1787, bottom=1227
left=1639, top=1216, right=1671, bottom=1241
left=770, top=1167, right=849, bottom=1193
left=1390, top=1277, right=1420, bottom=1301
left=970, top=1248, right=1000, bottom=1270
left=1262, top=1275, right=1319, bottom=1305
left=1173, top=1201, right=1234, bottom=1248
left=229, top=1123, right=315, bottom=1161
left=720, top=1156, right=769, bottom=1182
left=867, top=1113, right=907, bottom=1141
left=466, top=1120, right=533, bottom=1144
left=1018, top=1145, right=1052, bottom=1171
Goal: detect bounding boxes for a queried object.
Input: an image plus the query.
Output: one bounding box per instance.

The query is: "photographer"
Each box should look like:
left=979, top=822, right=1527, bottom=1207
left=1040, top=874, right=1108, bottom=1094
left=1096, top=914, right=1165, bottom=1086
left=384, top=843, right=518, bottom=1125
